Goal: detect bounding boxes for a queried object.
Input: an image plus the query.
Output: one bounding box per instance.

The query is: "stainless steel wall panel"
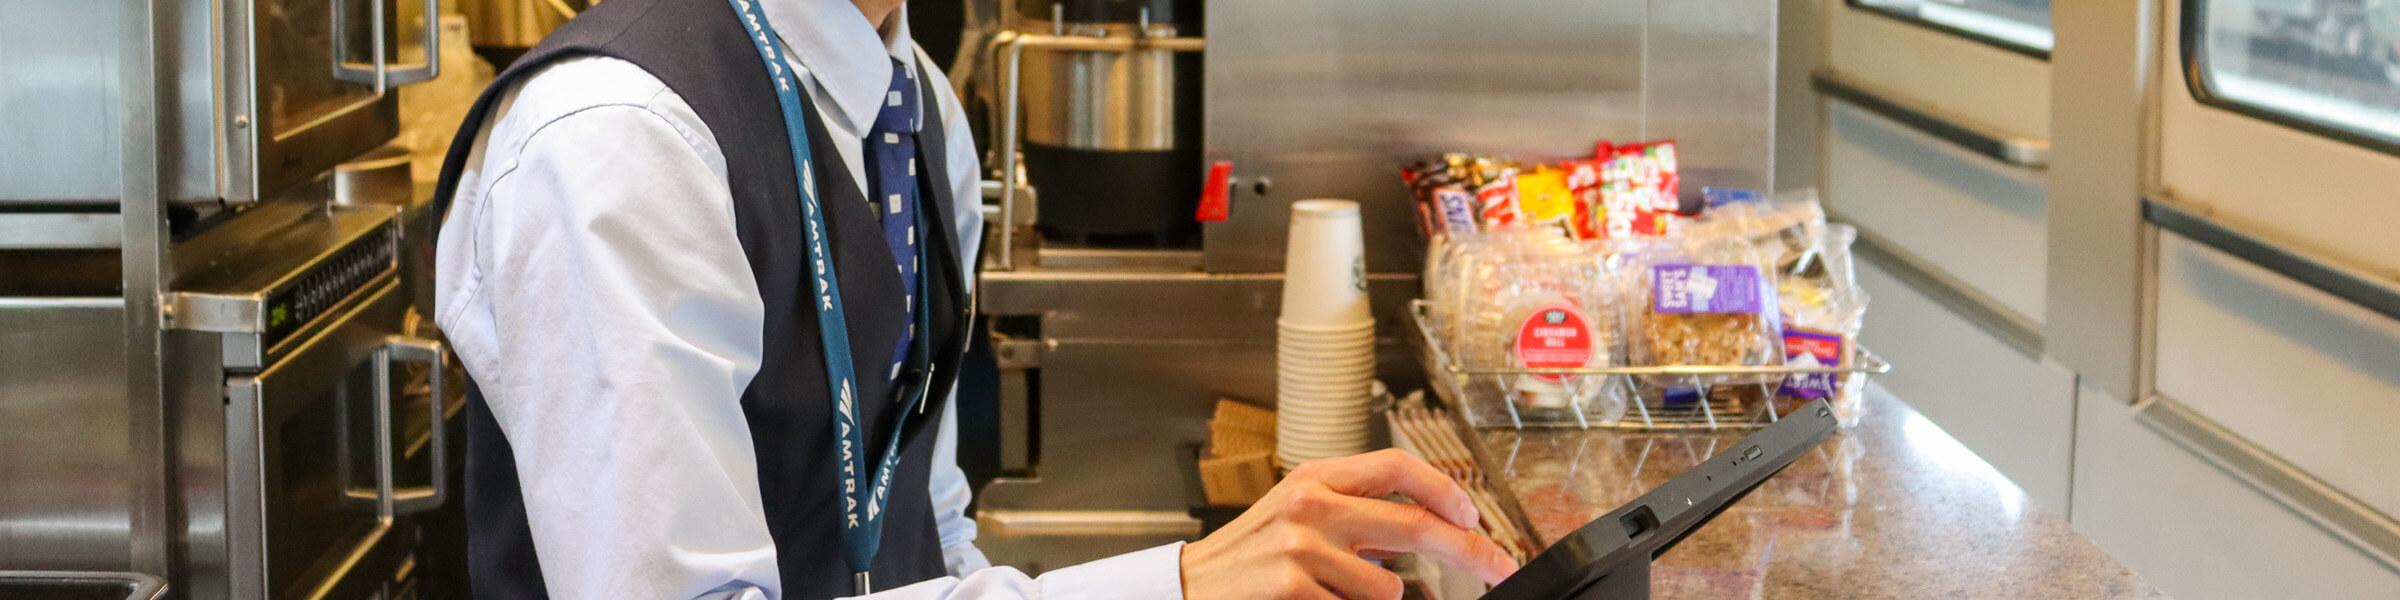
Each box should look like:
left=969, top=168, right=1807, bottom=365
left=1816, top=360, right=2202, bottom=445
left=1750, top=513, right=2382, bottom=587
left=0, top=2, right=129, bottom=205
left=1775, top=0, right=1827, bottom=192
left=0, top=300, right=133, bottom=571
left=979, top=270, right=1421, bottom=339
left=1202, top=0, right=1779, bottom=273
left=1647, top=0, right=1780, bottom=193
left=0, top=0, right=218, bottom=206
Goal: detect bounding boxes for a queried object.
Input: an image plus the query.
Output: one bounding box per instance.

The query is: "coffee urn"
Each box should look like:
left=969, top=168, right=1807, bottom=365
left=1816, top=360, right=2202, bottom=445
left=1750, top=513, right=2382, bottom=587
left=1008, top=0, right=1205, bottom=247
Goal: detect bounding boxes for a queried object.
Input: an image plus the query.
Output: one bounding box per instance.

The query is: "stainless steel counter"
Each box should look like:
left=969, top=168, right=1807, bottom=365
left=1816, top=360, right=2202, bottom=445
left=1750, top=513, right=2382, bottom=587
left=1467, top=385, right=2161, bottom=598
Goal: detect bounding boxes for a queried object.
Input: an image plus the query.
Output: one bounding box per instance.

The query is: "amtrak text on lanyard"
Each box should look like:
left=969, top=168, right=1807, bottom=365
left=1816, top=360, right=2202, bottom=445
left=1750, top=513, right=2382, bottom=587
left=726, top=0, right=933, bottom=593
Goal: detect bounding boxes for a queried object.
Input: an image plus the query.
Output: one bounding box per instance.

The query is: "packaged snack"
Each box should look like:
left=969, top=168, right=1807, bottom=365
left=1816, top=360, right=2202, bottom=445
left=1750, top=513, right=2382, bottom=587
left=1424, top=174, right=1480, bottom=236
left=1622, top=232, right=1785, bottom=408
left=1403, top=155, right=1488, bottom=240
left=1562, top=159, right=1606, bottom=240
left=1515, top=166, right=1576, bottom=227
left=1598, top=140, right=1684, bottom=238
left=1473, top=166, right=1522, bottom=228
left=1774, top=223, right=1870, bottom=425
left=1433, top=230, right=1627, bottom=420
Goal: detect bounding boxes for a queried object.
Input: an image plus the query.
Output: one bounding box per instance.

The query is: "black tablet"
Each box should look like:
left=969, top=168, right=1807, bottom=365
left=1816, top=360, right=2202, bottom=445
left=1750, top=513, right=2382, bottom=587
left=1482, top=399, right=1841, bottom=600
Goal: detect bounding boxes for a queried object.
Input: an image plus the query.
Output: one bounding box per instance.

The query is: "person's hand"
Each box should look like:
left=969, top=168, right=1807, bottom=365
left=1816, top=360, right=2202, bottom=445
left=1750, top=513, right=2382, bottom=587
left=1179, top=449, right=1518, bottom=600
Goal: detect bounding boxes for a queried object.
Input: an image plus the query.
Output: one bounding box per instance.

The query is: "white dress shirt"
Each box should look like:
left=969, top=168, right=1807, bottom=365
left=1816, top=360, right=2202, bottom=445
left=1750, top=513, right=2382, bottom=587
left=432, top=0, right=1183, bottom=597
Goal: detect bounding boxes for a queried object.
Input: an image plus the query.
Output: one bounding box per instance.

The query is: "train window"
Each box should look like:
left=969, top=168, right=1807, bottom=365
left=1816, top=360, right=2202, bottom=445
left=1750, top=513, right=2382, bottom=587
left=2187, top=0, right=2400, bottom=151
left=1851, top=0, right=2055, bottom=57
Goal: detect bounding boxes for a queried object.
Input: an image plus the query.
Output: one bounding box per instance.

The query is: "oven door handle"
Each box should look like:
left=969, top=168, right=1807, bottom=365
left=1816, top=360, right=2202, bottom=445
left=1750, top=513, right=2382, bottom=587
left=386, top=335, right=450, bottom=514
left=332, top=0, right=444, bottom=90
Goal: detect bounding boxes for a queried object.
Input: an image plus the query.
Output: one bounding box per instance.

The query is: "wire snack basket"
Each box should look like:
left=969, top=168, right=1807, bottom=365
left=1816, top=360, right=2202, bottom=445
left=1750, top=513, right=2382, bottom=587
left=1406, top=300, right=1892, bottom=431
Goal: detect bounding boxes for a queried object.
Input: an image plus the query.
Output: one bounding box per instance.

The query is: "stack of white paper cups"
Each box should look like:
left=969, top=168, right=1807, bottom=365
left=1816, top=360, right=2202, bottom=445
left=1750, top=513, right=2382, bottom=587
left=1277, top=200, right=1374, bottom=470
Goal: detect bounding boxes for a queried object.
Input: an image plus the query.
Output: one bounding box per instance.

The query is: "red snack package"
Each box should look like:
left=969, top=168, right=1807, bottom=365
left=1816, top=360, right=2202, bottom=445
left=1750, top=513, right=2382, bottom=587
left=1562, top=158, right=1606, bottom=240
left=1600, top=140, right=1682, bottom=237
left=1474, top=166, right=1521, bottom=228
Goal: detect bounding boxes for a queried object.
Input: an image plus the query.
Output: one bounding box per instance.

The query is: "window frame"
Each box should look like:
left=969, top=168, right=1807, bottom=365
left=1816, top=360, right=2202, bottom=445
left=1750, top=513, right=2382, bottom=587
left=2180, top=0, right=2400, bottom=158
left=1845, top=0, right=2054, bottom=60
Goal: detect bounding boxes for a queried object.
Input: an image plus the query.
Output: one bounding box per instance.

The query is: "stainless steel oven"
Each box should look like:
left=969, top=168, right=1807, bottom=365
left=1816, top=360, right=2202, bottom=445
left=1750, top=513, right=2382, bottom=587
left=229, top=0, right=441, bottom=204
left=225, top=279, right=443, bottom=599
left=0, top=0, right=437, bottom=217
left=170, top=202, right=447, bottom=599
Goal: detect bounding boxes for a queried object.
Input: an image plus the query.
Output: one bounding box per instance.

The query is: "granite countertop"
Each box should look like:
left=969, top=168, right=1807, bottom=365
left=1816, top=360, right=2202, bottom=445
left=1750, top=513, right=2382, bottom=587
left=1467, top=386, right=2162, bottom=598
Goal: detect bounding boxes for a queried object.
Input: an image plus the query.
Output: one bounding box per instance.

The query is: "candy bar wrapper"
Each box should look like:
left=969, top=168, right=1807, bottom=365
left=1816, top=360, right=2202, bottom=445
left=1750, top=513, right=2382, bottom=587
left=1651, top=263, right=1768, bottom=314
left=1778, top=328, right=1846, bottom=400
left=1475, top=167, right=1522, bottom=228
left=1432, top=186, right=1480, bottom=235
left=1563, top=159, right=1606, bottom=240
left=1402, top=156, right=1484, bottom=239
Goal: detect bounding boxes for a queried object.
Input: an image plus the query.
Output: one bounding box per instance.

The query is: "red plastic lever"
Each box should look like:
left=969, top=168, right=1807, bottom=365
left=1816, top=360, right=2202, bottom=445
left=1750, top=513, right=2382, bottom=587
left=1196, top=160, right=1234, bottom=223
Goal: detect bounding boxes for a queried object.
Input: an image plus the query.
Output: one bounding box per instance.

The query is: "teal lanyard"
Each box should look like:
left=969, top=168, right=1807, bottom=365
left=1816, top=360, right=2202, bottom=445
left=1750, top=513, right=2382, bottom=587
left=726, top=0, right=935, bottom=593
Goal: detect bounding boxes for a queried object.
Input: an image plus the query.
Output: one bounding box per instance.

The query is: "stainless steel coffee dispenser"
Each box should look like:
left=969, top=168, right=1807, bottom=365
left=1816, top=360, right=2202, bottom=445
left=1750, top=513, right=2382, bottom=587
left=995, top=0, right=1206, bottom=249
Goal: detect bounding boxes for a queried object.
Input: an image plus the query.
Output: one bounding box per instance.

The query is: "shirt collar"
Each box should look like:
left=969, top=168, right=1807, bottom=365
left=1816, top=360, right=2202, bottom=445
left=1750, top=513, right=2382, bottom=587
left=762, top=0, right=919, bottom=134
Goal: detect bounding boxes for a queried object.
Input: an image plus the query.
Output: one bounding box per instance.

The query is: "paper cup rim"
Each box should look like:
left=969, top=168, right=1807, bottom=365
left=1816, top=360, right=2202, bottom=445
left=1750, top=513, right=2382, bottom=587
left=1276, top=411, right=1370, bottom=423
left=1289, top=199, right=1361, bottom=217
left=1267, top=355, right=1382, bottom=364
left=1277, top=384, right=1373, bottom=395
left=1277, top=384, right=1373, bottom=394
left=1275, top=436, right=1371, bottom=448
left=1276, top=332, right=1375, bottom=344
left=1276, top=319, right=1376, bottom=332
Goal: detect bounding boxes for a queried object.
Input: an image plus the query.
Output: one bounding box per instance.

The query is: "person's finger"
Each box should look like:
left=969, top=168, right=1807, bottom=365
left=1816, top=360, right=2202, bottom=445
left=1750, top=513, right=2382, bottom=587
left=1293, top=544, right=1405, bottom=600
left=1296, top=449, right=1479, bottom=531
left=1317, top=493, right=1519, bottom=585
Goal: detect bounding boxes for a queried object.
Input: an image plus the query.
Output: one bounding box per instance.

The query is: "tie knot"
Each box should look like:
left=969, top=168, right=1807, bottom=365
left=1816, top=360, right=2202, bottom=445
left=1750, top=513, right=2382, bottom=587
left=877, top=59, right=918, bottom=133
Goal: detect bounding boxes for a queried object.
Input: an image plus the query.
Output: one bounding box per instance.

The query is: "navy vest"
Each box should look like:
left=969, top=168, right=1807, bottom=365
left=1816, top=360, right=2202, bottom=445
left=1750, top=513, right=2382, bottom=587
left=427, top=0, right=974, bottom=596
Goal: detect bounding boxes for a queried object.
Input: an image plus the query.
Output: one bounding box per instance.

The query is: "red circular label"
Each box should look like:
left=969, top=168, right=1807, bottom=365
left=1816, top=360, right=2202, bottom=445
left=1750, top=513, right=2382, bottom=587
left=1513, top=305, right=1593, bottom=382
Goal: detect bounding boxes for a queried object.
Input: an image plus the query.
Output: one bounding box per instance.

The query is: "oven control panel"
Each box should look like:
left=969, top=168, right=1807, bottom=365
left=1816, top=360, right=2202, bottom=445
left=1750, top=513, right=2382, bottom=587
left=169, top=202, right=406, bottom=371
left=261, top=225, right=397, bottom=350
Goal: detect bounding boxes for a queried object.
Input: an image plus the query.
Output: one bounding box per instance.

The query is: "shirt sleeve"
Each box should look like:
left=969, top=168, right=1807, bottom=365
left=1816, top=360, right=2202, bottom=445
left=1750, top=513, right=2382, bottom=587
left=919, top=46, right=986, bottom=284
left=927, top=388, right=991, bottom=575
left=437, top=80, right=781, bottom=599
left=913, top=46, right=993, bottom=577
left=849, top=543, right=1186, bottom=600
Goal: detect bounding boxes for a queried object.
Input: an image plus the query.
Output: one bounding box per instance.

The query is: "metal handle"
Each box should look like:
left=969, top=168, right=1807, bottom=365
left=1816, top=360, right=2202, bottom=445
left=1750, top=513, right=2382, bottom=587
left=2135, top=395, right=2400, bottom=572
left=332, top=0, right=443, bottom=90
left=385, top=335, right=449, bottom=514
left=1812, top=70, right=2050, bottom=169
left=2145, top=196, right=2400, bottom=324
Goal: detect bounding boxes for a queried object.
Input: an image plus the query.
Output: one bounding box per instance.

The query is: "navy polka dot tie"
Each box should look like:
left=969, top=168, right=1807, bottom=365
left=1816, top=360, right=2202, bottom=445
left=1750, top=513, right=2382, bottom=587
left=867, top=58, right=921, bottom=386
